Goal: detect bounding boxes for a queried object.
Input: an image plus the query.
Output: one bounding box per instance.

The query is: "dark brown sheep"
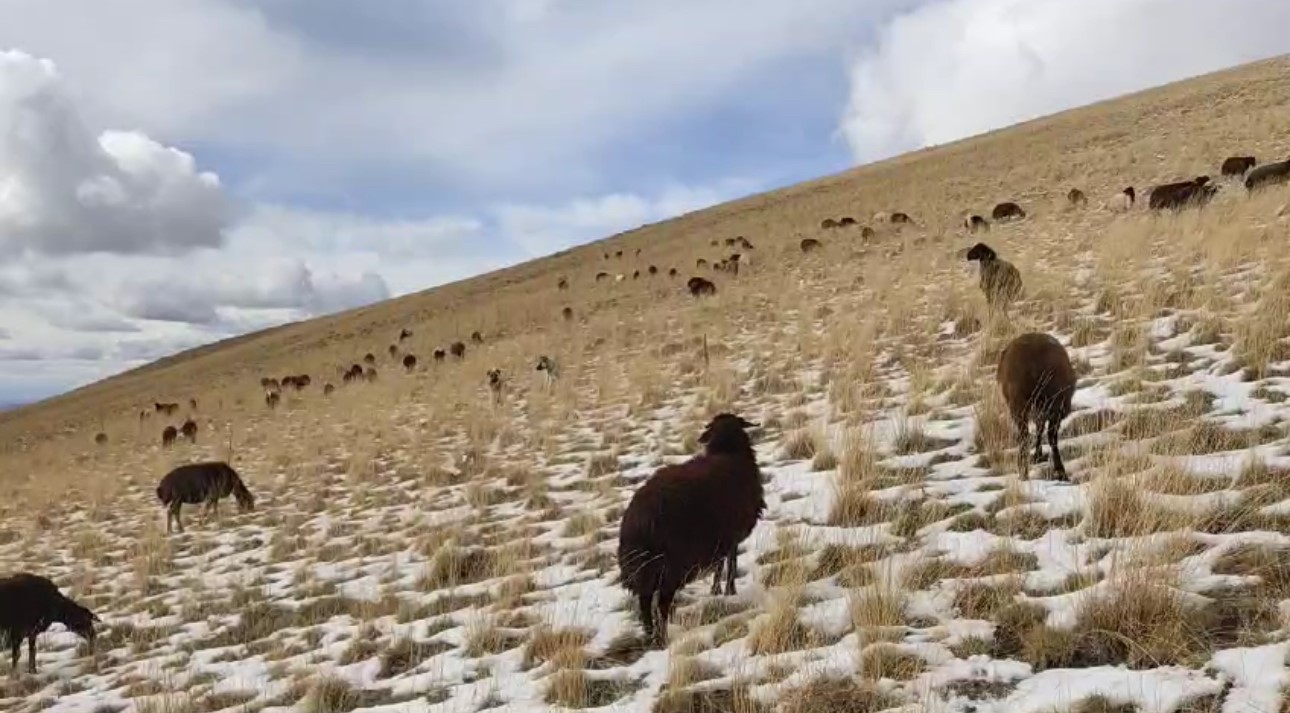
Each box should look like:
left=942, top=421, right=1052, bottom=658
left=632, top=270, right=640, bottom=280
left=388, top=344, right=400, bottom=358
left=668, top=268, right=679, bottom=277
left=617, top=413, right=764, bottom=646
left=890, top=212, right=912, bottom=224
left=838, top=216, right=857, bottom=227
left=265, top=390, right=281, bottom=409
left=363, top=353, right=377, bottom=366
left=696, top=258, right=708, bottom=269
left=471, top=331, right=484, bottom=345
left=433, top=348, right=447, bottom=362
left=1067, top=188, right=1087, bottom=207
left=364, top=366, right=378, bottom=382
left=648, top=265, right=658, bottom=276
left=596, top=271, right=610, bottom=283
left=800, top=238, right=822, bottom=253
left=562, top=307, right=575, bottom=321
left=189, top=398, right=198, bottom=410
left=398, top=328, right=413, bottom=341
left=860, top=227, right=875, bottom=240
left=1245, top=159, right=1290, bottom=192
left=1149, top=176, right=1216, bottom=210
left=966, top=242, right=1022, bottom=310
left=342, top=364, right=364, bottom=383
left=820, top=218, right=838, bottom=230
left=155, top=402, right=180, bottom=416
left=736, top=237, right=755, bottom=250
left=558, top=277, right=569, bottom=290
left=997, top=333, right=1076, bottom=481
left=94, top=432, right=107, bottom=446
left=323, top=383, right=335, bottom=396
left=964, top=215, right=990, bottom=233
left=180, top=419, right=198, bottom=443
left=162, top=426, right=178, bottom=447
left=724, top=237, right=736, bottom=246
left=687, top=276, right=717, bottom=297
left=402, top=354, right=417, bottom=372
left=450, top=341, right=467, bottom=359
left=156, top=461, right=255, bottom=534
left=1221, top=156, right=1256, bottom=176
left=615, top=250, right=623, bottom=259
left=0, top=573, right=100, bottom=674
left=992, top=201, right=1026, bottom=221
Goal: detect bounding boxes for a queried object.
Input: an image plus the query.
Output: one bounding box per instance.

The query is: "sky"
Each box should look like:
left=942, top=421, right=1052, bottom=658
left=1, top=0, right=1289, bottom=405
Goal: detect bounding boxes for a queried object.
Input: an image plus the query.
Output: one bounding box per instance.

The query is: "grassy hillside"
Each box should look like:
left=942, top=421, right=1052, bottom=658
left=3, top=55, right=1290, bottom=713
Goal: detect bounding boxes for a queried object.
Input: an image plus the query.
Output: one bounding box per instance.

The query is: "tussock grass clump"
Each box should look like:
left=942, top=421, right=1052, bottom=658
left=417, top=542, right=500, bottom=589
left=523, top=626, right=592, bottom=670
left=859, top=643, right=925, bottom=681
left=778, top=677, right=896, bottom=713
left=780, top=428, right=819, bottom=461
left=652, top=685, right=768, bottom=713
left=1068, top=577, right=1215, bottom=668
left=544, top=670, right=638, bottom=709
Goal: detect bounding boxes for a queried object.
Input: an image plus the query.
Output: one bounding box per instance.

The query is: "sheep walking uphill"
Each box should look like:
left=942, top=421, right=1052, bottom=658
left=617, top=413, right=764, bottom=647
left=997, top=333, right=1077, bottom=481
left=0, top=573, right=100, bottom=674
left=156, top=461, right=256, bottom=534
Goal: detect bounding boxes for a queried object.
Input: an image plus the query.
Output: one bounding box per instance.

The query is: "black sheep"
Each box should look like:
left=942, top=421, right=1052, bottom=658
left=966, top=242, right=1023, bottom=311
left=402, top=354, right=417, bottom=372
left=0, top=573, right=99, bottom=674
left=800, top=238, right=822, bottom=253
left=617, top=413, right=764, bottom=646
left=180, top=418, right=198, bottom=443
left=450, top=341, right=467, bottom=359
left=156, top=461, right=256, bottom=534
left=687, top=276, right=717, bottom=297
left=992, top=201, right=1026, bottom=221
left=997, top=333, right=1076, bottom=481
left=161, top=425, right=178, bottom=447
left=1245, top=159, right=1290, bottom=192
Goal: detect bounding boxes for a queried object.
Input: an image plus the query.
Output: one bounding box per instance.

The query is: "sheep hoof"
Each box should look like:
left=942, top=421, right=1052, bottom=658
left=724, top=585, right=737, bottom=596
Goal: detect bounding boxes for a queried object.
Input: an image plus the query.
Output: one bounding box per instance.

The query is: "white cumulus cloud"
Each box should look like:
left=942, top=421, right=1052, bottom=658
left=0, top=49, right=230, bottom=254
left=841, top=0, right=1290, bottom=162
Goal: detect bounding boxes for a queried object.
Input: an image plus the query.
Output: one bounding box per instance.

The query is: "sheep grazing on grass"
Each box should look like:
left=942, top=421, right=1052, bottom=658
left=992, top=201, right=1026, bottom=221
left=265, top=390, right=281, bottom=409
left=402, top=354, right=417, bottom=372
left=535, top=355, right=560, bottom=391
left=800, top=238, right=822, bottom=253
left=388, top=344, right=399, bottom=359
left=1221, top=155, right=1256, bottom=177
left=618, top=413, right=764, bottom=647
left=487, top=369, right=505, bottom=405
left=180, top=419, right=198, bottom=443
left=471, top=331, right=484, bottom=345
left=156, top=461, right=255, bottom=534
left=889, top=211, right=912, bottom=224
left=966, top=242, right=1023, bottom=311
left=364, top=366, right=379, bottom=382
left=696, top=258, right=708, bottom=269
left=94, top=432, right=107, bottom=446
left=997, top=333, right=1076, bottom=481
left=558, top=277, right=569, bottom=290
left=1109, top=186, right=1136, bottom=212
left=687, top=276, right=717, bottom=297
left=162, top=426, right=178, bottom=448
left=1245, top=158, right=1290, bottom=192
left=562, top=306, right=575, bottom=322
left=450, top=341, right=467, bottom=359
left=820, top=218, right=838, bottom=230
left=668, top=267, right=679, bottom=277
left=596, top=271, right=610, bottom=283
left=1067, top=188, right=1087, bottom=207
left=0, top=573, right=100, bottom=674
left=323, top=383, right=335, bottom=396
left=1149, top=176, right=1216, bottom=211
left=363, top=353, right=377, bottom=366
left=648, top=265, right=658, bottom=276
left=433, top=348, right=447, bottom=362
left=860, top=226, right=875, bottom=240
left=964, top=214, right=989, bottom=233
left=342, top=364, right=364, bottom=383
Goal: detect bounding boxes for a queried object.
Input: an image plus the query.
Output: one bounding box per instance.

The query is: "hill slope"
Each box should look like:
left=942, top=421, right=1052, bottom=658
left=4, top=56, right=1290, bottom=713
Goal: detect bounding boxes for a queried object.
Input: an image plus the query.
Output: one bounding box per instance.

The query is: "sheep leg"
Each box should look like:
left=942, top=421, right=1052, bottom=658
left=9, top=638, right=18, bottom=676
left=26, top=636, right=35, bottom=674
left=1015, top=420, right=1030, bottom=481
left=709, top=564, right=722, bottom=596
left=173, top=504, right=185, bottom=534
left=1031, top=423, right=1045, bottom=463
left=656, top=585, right=678, bottom=647
left=1047, top=418, right=1068, bottom=481
left=723, top=549, right=738, bottom=596
left=637, top=590, right=657, bottom=646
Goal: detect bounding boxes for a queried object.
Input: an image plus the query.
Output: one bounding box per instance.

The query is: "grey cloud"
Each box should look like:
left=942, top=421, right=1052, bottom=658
left=0, top=50, right=231, bottom=255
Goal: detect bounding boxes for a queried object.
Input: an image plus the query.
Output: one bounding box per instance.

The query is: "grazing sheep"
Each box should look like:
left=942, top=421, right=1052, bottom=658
left=363, top=353, right=377, bottom=366
left=535, top=355, right=560, bottom=391
left=992, top=201, right=1026, bottom=221
left=997, top=333, right=1076, bottom=481
left=0, top=573, right=100, bottom=674
left=1149, top=176, right=1216, bottom=210
left=388, top=344, right=400, bottom=359
left=965, top=242, right=1023, bottom=311
left=156, top=461, right=255, bottom=534
left=265, top=391, right=281, bottom=409
left=696, top=258, right=708, bottom=269
left=1245, top=159, right=1290, bottom=192
left=323, top=383, right=335, bottom=396
left=450, top=342, right=467, bottom=359
left=596, top=271, right=610, bottom=283
left=558, top=277, right=569, bottom=290
left=94, top=432, right=107, bottom=446
left=471, top=331, right=484, bottom=345
left=615, top=273, right=626, bottom=282
left=154, top=402, right=179, bottom=416
left=162, top=426, right=178, bottom=447
left=889, top=212, right=912, bottom=224
left=562, top=307, right=575, bottom=321
left=615, top=250, right=623, bottom=259
left=800, top=238, right=822, bottom=253
left=668, top=267, right=679, bottom=277
left=687, top=276, right=717, bottom=297
left=402, top=354, right=417, bottom=372
left=398, top=328, right=413, bottom=341
left=617, top=413, right=764, bottom=646
left=1221, top=155, right=1256, bottom=177
left=188, top=398, right=198, bottom=411
left=1109, top=186, right=1136, bottom=212
left=838, top=216, right=857, bottom=227
left=860, top=226, right=875, bottom=240
left=259, top=377, right=278, bottom=390
left=487, top=369, right=505, bottom=405
left=724, top=238, right=736, bottom=246
left=1067, top=188, right=1087, bottom=207
left=648, top=265, right=658, bottom=276
left=342, top=364, right=364, bottom=383
left=632, top=270, right=640, bottom=280
left=180, top=419, right=198, bottom=443
left=433, top=348, right=447, bottom=362
left=364, top=366, right=378, bottom=382
left=820, top=218, right=838, bottom=230
left=138, top=410, right=150, bottom=421
left=964, top=214, right=990, bottom=233
left=736, top=236, right=754, bottom=250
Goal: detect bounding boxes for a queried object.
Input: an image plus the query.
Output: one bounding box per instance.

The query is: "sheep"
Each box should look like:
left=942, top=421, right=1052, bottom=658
left=155, top=402, right=179, bottom=416
left=1149, top=176, right=1216, bottom=210
left=323, top=383, right=335, bottom=396
left=596, top=271, right=610, bottom=283
left=736, top=237, right=754, bottom=250
left=472, top=331, right=485, bottom=344
left=388, top=344, right=400, bottom=359
left=94, top=432, right=107, bottom=446
left=992, top=201, right=1026, bottom=221
left=562, top=306, right=575, bottom=321
left=342, top=364, right=364, bottom=383
left=487, top=369, right=505, bottom=405
left=687, top=276, right=717, bottom=297
left=1221, top=155, right=1256, bottom=177
left=259, top=377, right=278, bottom=390
left=364, top=366, right=378, bottom=382
left=1067, top=188, right=1087, bottom=207
left=996, top=333, right=1076, bottom=481
left=1109, top=186, right=1136, bottom=212
left=668, top=268, right=679, bottom=277
left=838, top=216, right=857, bottom=227
left=558, top=277, right=569, bottom=290
left=617, top=413, right=764, bottom=647
left=800, top=238, right=822, bottom=253
left=188, top=398, right=198, bottom=411
left=696, top=258, right=708, bottom=269
left=1245, top=159, right=1290, bottom=192
left=450, top=341, right=467, bottom=359
left=265, top=390, right=281, bottom=409
left=648, top=265, right=658, bottom=276
left=820, top=218, right=838, bottom=230
left=433, top=348, right=447, bottom=362
left=398, top=328, right=413, bottom=341
left=156, top=461, right=255, bottom=534
left=632, top=270, right=641, bottom=280
left=180, top=419, right=198, bottom=443
left=860, top=226, right=875, bottom=240
left=889, top=212, right=912, bottom=224
left=363, top=353, right=377, bottom=366
left=161, top=426, right=178, bottom=447
left=965, top=242, right=1023, bottom=311
left=964, top=214, right=990, bottom=233
left=535, top=355, right=560, bottom=391
left=402, top=354, right=417, bottom=372
left=0, top=573, right=100, bottom=674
